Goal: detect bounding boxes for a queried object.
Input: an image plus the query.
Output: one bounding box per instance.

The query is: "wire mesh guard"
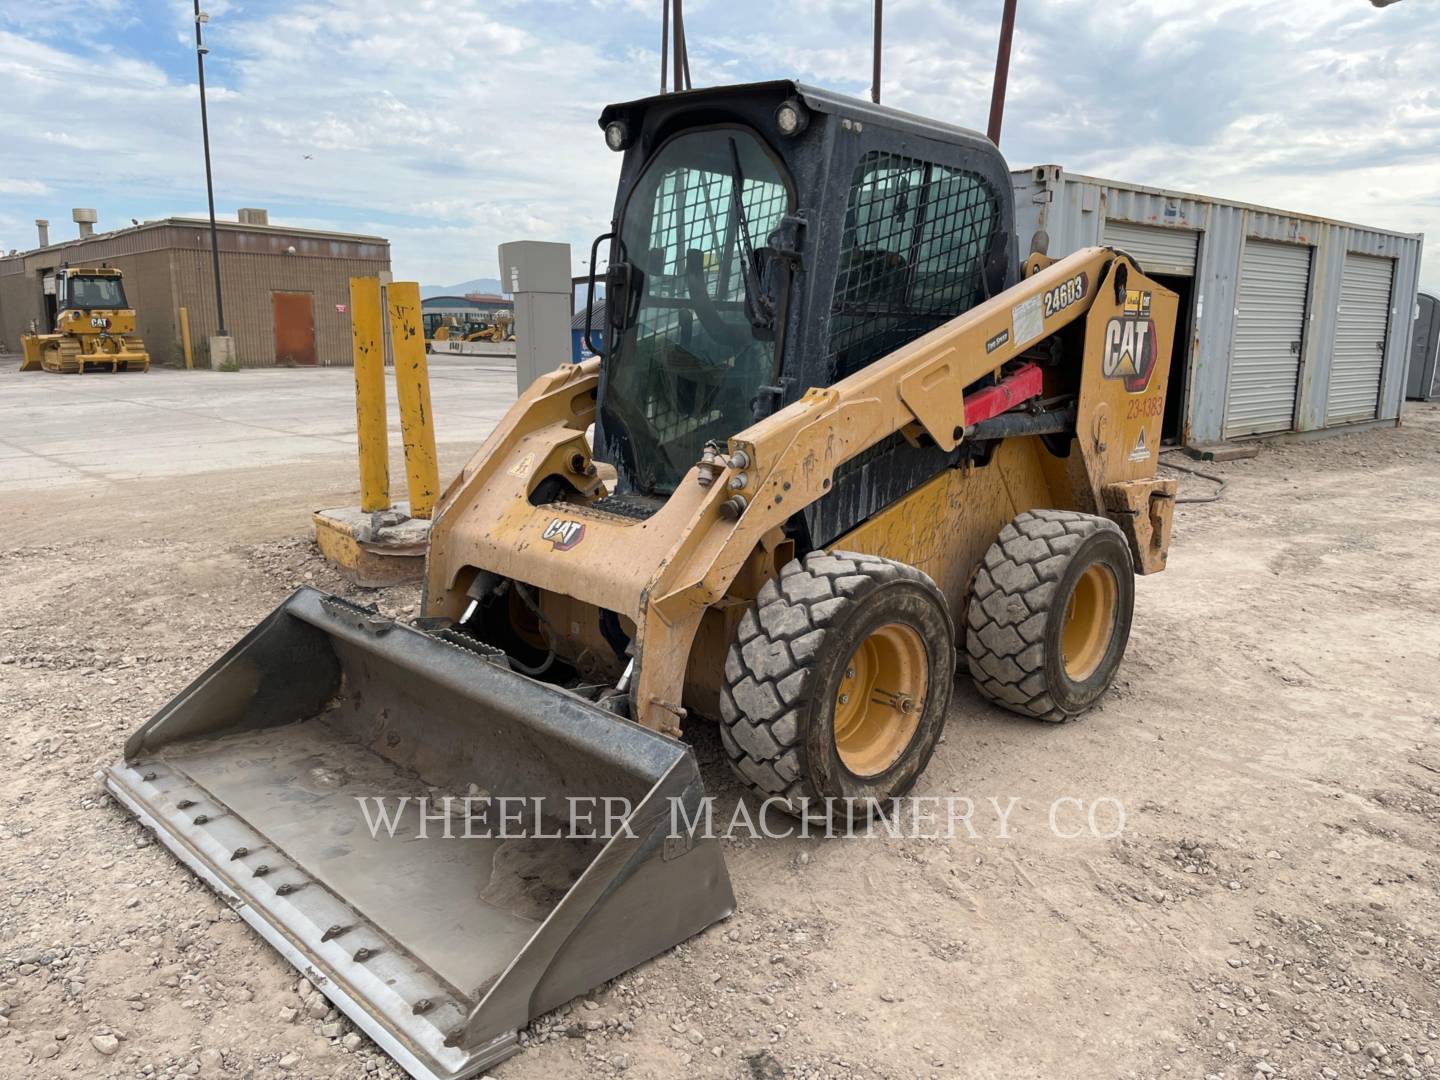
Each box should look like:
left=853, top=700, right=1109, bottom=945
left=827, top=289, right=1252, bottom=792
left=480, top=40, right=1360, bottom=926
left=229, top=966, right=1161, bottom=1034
left=610, top=132, right=789, bottom=492
left=828, top=150, right=1000, bottom=381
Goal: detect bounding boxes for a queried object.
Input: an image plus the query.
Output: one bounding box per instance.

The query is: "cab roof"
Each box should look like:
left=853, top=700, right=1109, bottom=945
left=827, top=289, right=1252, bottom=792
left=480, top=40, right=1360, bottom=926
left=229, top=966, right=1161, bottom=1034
left=598, top=79, right=995, bottom=153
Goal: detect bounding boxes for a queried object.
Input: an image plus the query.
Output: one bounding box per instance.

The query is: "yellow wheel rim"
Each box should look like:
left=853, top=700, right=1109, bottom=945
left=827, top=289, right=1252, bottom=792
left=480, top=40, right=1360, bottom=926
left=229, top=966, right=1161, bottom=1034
left=833, top=623, right=928, bottom=777
left=1061, top=564, right=1118, bottom=681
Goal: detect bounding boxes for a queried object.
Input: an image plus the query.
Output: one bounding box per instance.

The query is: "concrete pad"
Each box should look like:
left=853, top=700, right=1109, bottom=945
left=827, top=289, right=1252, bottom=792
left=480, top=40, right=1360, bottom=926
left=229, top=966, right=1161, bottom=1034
left=0, top=353, right=519, bottom=494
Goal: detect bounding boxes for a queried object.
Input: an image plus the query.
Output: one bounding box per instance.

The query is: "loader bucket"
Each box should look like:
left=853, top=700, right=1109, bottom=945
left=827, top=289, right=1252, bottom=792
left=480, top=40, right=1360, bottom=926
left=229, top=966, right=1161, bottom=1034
left=104, top=588, right=734, bottom=1080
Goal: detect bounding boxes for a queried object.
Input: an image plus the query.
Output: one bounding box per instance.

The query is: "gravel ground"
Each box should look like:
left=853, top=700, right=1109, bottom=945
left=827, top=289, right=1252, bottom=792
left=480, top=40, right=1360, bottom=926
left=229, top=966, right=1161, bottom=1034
left=1, top=400, right=1437, bottom=1080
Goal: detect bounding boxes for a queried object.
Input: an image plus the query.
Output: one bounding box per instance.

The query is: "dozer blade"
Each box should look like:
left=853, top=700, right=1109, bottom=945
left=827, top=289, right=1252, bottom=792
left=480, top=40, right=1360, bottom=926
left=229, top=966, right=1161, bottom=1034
left=104, top=588, right=734, bottom=1080
left=19, top=336, right=44, bottom=371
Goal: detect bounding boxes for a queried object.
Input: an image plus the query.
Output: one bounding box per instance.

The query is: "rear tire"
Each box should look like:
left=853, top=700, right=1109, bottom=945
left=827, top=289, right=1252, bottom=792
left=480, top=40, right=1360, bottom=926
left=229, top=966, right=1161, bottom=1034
left=719, top=551, right=955, bottom=821
left=966, top=510, right=1134, bottom=722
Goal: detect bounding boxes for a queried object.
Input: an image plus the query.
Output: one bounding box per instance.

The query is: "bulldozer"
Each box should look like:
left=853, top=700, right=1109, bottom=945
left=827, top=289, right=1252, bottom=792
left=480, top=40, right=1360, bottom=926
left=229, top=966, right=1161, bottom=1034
left=105, top=81, right=1178, bottom=1080
left=20, top=266, right=150, bottom=372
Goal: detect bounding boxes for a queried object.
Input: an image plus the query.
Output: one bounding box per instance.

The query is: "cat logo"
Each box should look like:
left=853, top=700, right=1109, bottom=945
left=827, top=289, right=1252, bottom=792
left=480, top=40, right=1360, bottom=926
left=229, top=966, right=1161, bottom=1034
left=1102, top=290, right=1157, bottom=393
left=542, top=517, right=586, bottom=551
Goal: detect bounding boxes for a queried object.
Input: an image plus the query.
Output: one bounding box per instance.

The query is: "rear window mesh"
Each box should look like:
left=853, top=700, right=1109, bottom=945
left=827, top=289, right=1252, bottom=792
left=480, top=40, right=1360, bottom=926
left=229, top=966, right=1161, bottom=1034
left=827, top=151, right=1000, bottom=381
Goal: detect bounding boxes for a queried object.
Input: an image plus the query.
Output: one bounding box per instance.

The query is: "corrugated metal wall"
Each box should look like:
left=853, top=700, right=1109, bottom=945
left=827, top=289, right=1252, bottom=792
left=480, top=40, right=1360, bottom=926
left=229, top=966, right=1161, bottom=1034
left=1011, top=166, right=1425, bottom=444
left=171, top=249, right=386, bottom=368
left=0, top=219, right=389, bottom=366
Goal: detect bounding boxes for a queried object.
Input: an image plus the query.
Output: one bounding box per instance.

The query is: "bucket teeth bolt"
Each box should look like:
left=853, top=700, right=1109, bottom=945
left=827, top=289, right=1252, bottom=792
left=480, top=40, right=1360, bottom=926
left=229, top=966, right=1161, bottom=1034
left=353, top=947, right=378, bottom=962
left=192, top=814, right=210, bottom=825
left=412, top=998, right=434, bottom=1015
left=176, top=799, right=195, bottom=809
left=230, top=847, right=249, bottom=861
left=253, top=864, right=271, bottom=877
left=321, top=924, right=352, bottom=942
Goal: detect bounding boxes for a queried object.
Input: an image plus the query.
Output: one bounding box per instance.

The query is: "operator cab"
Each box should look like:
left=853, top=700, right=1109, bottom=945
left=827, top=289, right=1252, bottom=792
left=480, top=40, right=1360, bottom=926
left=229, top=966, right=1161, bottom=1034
left=588, top=79, right=1018, bottom=531
left=58, top=268, right=128, bottom=315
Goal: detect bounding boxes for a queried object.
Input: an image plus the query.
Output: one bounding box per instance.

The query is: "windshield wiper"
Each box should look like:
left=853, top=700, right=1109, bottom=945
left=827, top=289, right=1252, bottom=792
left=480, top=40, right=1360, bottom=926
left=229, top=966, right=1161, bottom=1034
left=727, top=137, right=773, bottom=331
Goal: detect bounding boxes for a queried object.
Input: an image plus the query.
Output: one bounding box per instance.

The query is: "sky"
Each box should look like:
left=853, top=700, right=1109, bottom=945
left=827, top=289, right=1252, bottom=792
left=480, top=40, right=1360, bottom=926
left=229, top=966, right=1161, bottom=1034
left=0, top=0, right=1435, bottom=293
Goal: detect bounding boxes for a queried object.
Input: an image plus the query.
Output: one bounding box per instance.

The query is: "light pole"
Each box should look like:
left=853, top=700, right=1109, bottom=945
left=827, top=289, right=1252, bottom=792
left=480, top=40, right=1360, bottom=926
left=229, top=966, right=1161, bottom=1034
left=986, top=0, right=1019, bottom=146
left=194, top=2, right=227, bottom=338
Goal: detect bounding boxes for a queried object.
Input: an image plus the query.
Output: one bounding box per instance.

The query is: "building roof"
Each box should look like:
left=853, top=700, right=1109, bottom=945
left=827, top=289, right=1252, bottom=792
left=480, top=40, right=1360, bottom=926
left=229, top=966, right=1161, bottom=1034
left=2, top=215, right=388, bottom=268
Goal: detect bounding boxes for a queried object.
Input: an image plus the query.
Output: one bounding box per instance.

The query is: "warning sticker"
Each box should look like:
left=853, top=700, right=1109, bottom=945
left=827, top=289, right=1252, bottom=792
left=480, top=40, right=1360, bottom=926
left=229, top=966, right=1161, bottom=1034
left=1128, top=428, right=1151, bottom=463
left=508, top=451, right=536, bottom=478
left=1011, top=294, right=1044, bottom=349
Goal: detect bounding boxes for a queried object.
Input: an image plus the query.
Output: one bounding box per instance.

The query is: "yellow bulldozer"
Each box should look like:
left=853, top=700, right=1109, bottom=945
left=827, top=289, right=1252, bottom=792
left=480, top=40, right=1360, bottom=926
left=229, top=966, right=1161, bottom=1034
left=21, top=266, right=150, bottom=373
left=105, top=81, right=1178, bottom=1080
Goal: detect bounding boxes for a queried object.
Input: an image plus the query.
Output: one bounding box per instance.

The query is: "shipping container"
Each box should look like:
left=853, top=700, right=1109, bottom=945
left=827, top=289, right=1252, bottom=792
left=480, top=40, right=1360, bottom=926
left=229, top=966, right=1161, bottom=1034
left=1011, top=166, right=1425, bottom=446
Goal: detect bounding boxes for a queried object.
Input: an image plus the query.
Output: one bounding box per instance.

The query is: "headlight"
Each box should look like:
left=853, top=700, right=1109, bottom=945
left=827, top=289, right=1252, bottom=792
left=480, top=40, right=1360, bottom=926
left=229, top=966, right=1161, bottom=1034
left=775, top=99, right=809, bottom=136
left=604, top=120, right=631, bottom=152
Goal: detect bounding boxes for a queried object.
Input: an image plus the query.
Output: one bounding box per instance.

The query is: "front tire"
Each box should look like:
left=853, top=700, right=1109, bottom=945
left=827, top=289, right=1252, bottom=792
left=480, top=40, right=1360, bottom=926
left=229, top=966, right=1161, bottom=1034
left=966, top=510, right=1134, bottom=722
left=719, top=551, right=955, bottom=820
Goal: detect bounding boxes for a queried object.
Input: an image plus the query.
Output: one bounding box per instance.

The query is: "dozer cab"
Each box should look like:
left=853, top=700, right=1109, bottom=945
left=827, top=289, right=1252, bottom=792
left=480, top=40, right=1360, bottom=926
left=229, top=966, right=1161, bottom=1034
left=21, top=266, right=151, bottom=372
left=107, top=81, right=1179, bottom=1080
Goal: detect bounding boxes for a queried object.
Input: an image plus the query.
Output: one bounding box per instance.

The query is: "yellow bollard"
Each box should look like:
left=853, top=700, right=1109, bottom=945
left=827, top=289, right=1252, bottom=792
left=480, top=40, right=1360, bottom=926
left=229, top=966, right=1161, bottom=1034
left=350, top=277, right=390, bottom=513
left=179, top=307, right=194, bottom=370
left=386, top=282, right=440, bottom=520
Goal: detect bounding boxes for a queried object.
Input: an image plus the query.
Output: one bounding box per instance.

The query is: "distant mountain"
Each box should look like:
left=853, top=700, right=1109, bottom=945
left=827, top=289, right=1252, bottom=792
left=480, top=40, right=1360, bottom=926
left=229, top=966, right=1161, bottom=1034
left=420, top=278, right=506, bottom=299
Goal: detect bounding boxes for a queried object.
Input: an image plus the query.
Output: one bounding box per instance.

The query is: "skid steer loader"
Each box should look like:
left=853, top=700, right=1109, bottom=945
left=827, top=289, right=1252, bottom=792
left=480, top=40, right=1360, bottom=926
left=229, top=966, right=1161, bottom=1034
left=106, top=81, right=1179, bottom=1080
left=21, top=266, right=150, bottom=372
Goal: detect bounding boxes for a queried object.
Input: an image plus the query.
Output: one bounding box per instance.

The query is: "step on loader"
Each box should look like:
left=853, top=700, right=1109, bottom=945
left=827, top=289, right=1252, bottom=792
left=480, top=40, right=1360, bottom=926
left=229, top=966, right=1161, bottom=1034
left=21, top=266, right=150, bottom=373
left=107, top=81, right=1180, bottom=1080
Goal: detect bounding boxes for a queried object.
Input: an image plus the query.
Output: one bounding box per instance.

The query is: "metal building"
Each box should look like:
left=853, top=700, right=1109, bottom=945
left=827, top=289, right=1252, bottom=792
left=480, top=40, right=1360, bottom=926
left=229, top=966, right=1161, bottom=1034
left=1406, top=292, right=1439, bottom=402
left=0, top=210, right=390, bottom=368
left=1011, top=166, right=1425, bottom=446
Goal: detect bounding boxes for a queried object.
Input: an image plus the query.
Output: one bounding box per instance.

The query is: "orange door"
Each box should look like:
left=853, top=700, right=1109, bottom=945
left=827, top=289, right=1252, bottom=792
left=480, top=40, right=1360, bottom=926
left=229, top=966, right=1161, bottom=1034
left=273, top=291, right=317, bottom=365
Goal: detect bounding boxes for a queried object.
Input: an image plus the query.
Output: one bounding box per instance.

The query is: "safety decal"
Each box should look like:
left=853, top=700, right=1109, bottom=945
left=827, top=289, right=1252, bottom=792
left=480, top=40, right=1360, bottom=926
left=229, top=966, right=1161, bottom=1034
left=1128, top=427, right=1151, bottom=463
left=508, top=451, right=535, bottom=479
left=542, top=518, right=586, bottom=551
left=1102, top=290, right=1158, bottom=393
left=1043, top=272, right=1088, bottom=319
left=1011, top=294, right=1044, bottom=348
left=985, top=329, right=1010, bottom=355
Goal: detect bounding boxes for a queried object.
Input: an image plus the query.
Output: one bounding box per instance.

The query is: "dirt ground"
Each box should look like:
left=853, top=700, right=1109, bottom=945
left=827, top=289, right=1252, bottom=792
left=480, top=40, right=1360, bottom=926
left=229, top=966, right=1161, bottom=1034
left=2, top=392, right=1438, bottom=1080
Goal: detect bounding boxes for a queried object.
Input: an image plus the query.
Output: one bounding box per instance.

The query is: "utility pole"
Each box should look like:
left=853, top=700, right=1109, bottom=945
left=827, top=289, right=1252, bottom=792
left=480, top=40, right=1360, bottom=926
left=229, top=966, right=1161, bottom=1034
left=194, top=1, right=227, bottom=338
left=986, top=0, right=1018, bottom=145
left=660, top=0, right=691, bottom=93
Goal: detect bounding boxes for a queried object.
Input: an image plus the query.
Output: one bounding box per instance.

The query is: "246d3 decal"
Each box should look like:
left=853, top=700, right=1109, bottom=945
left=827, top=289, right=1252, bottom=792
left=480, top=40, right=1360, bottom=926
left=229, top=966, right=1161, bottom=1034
left=1044, top=272, right=1088, bottom=318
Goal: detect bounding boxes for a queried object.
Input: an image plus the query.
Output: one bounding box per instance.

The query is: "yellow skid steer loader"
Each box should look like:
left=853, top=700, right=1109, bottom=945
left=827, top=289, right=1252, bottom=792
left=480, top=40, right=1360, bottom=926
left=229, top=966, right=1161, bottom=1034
left=107, top=81, right=1179, bottom=1080
left=21, top=266, right=150, bottom=372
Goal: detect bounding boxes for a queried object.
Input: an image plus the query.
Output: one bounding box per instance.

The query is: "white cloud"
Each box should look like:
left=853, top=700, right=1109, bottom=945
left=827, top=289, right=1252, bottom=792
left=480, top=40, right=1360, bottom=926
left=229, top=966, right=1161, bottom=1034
left=0, top=0, right=1433, bottom=295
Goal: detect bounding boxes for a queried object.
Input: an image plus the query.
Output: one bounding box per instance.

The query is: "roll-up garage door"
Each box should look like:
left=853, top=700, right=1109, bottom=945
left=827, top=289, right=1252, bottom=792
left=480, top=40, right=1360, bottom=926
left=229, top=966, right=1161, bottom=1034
left=1223, top=240, right=1312, bottom=436
left=1102, top=220, right=1198, bottom=276
left=1326, top=254, right=1394, bottom=424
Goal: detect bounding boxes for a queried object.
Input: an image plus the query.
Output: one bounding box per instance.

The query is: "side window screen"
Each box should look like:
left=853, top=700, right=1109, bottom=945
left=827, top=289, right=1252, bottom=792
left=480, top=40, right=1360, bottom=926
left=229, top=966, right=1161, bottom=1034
left=827, top=151, right=1000, bottom=380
